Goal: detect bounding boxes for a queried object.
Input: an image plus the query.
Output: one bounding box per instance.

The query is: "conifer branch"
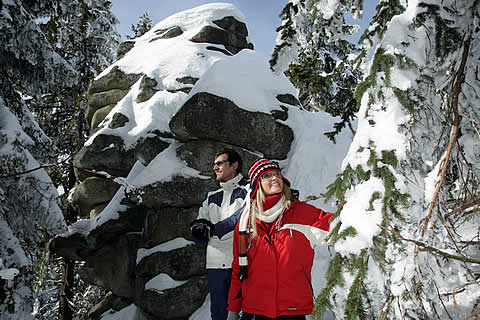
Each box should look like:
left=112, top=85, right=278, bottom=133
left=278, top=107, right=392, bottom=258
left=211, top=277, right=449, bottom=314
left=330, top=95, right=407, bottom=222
left=459, top=111, right=480, bottom=138
left=420, top=37, right=471, bottom=237
left=72, top=165, right=130, bottom=189
left=442, top=276, right=480, bottom=311
left=447, top=197, right=480, bottom=216
left=379, top=292, right=393, bottom=320
left=378, top=224, right=480, bottom=265
left=72, top=165, right=115, bottom=180
left=0, top=164, right=56, bottom=179
left=475, top=66, right=480, bottom=87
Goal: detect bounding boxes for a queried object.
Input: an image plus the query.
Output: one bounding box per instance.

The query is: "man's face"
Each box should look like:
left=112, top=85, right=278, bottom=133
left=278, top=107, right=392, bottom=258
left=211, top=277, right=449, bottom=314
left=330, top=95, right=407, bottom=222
left=213, top=153, right=237, bottom=182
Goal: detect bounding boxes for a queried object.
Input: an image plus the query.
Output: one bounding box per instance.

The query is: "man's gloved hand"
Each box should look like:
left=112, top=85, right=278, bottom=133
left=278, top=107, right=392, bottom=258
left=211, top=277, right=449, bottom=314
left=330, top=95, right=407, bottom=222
left=227, top=311, right=240, bottom=320
left=190, top=219, right=214, bottom=241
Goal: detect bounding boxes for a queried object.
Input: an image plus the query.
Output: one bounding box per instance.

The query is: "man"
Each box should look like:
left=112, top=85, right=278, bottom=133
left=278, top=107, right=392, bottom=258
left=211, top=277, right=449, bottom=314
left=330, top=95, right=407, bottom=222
left=191, top=149, right=249, bottom=320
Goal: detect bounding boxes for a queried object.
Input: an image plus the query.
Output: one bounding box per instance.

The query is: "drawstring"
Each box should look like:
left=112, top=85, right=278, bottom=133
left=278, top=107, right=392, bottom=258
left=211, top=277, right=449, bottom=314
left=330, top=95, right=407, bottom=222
left=290, top=228, right=293, bottom=238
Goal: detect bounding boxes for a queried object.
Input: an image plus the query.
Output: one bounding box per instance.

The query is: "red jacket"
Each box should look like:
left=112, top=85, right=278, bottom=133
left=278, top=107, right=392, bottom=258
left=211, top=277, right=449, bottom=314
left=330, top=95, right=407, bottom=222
left=227, top=200, right=332, bottom=318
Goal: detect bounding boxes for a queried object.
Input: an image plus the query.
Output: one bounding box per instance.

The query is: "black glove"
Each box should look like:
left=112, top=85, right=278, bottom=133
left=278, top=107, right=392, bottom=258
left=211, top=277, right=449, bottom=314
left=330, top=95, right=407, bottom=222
left=238, top=265, right=248, bottom=280
left=190, top=219, right=214, bottom=241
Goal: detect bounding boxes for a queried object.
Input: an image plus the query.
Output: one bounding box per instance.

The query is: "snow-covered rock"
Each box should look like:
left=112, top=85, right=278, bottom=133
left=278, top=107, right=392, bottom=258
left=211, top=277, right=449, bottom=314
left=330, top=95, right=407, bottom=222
left=50, top=3, right=351, bottom=319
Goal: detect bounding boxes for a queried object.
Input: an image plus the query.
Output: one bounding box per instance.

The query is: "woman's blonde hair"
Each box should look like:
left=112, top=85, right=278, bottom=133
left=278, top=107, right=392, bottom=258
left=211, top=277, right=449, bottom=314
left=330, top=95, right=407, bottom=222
left=249, top=182, right=291, bottom=237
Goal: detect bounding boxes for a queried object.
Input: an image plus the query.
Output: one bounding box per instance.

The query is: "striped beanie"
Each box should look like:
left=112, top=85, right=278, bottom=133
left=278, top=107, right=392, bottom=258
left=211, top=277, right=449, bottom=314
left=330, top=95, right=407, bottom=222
left=248, top=158, right=290, bottom=199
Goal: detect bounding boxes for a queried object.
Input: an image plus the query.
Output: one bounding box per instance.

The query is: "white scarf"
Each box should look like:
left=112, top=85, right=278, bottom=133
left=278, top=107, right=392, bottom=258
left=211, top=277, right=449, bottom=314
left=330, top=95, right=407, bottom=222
left=237, top=194, right=286, bottom=280
left=256, top=195, right=286, bottom=223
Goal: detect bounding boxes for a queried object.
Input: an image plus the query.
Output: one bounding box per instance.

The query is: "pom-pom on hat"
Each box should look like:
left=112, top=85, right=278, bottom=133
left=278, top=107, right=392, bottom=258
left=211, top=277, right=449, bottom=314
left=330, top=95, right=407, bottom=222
left=248, top=158, right=290, bottom=199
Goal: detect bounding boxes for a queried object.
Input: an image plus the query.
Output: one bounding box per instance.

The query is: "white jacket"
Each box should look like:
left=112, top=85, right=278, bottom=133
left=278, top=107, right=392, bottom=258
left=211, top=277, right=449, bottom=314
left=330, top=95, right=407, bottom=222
left=196, top=174, right=249, bottom=269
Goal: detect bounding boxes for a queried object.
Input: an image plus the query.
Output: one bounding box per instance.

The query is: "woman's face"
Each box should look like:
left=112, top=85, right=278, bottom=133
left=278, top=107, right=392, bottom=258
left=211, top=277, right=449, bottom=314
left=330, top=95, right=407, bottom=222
left=260, top=171, right=283, bottom=196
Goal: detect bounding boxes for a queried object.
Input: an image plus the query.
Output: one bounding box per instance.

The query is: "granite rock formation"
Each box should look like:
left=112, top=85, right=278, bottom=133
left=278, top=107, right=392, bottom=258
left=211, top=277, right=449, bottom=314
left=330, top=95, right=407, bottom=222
left=50, top=4, right=301, bottom=319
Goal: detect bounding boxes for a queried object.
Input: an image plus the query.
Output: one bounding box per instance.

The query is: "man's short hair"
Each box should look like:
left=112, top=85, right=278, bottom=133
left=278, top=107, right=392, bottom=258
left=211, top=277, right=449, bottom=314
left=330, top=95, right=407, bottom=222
left=216, top=148, right=243, bottom=174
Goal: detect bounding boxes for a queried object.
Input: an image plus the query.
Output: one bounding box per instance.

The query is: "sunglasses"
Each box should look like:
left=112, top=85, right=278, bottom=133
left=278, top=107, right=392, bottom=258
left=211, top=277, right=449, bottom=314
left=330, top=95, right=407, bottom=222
left=214, top=160, right=229, bottom=167
left=261, top=171, right=281, bottom=180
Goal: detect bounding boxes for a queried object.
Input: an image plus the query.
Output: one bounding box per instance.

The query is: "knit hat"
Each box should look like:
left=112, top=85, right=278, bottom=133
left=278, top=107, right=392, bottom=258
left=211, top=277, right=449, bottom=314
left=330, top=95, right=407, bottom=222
left=248, top=158, right=290, bottom=199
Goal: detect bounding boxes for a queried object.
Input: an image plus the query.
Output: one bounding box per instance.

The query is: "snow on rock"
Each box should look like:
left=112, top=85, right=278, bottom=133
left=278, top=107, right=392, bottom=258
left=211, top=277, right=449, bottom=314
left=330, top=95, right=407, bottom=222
left=98, top=3, right=247, bottom=83
left=188, top=49, right=298, bottom=114
left=100, top=304, right=148, bottom=320
left=145, top=273, right=188, bottom=294
left=136, top=237, right=194, bottom=265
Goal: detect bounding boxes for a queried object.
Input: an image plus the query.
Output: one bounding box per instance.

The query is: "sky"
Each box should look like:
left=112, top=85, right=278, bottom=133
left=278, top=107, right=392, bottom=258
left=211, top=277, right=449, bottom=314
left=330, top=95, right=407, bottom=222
left=110, top=0, right=376, bottom=60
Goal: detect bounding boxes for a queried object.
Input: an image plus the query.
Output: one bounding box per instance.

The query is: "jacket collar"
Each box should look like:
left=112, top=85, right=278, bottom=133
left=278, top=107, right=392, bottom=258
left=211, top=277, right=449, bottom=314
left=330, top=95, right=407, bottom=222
left=220, top=173, right=243, bottom=191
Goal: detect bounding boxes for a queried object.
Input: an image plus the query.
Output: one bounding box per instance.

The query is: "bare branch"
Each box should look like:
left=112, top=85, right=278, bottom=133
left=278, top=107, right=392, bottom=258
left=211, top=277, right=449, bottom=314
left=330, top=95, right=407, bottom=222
left=459, top=111, right=480, bottom=138
left=378, top=224, right=480, bottom=265
left=448, top=197, right=480, bottom=215
left=420, top=37, right=471, bottom=237
left=0, top=164, right=56, bottom=179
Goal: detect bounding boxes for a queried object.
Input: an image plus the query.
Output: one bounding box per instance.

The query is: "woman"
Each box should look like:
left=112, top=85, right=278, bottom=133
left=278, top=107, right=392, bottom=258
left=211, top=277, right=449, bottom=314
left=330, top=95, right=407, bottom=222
left=227, top=158, right=333, bottom=320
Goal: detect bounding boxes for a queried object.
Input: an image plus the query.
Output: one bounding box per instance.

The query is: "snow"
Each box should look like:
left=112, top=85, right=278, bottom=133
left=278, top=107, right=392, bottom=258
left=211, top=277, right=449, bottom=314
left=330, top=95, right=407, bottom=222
left=128, top=142, right=209, bottom=187
left=314, top=0, right=340, bottom=20
left=0, top=267, right=19, bottom=280
left=189, top=294, right=212, bottom=320
left=189, top=49, right=298, bottom=114
left=424, top=155, right=443, bottom=204
left=136, top=237, right=194, bottom=264
left=100, top=304, right=147, bottom=320
left=145, top=273, right=188, bottom=294
left=390, top=258, right=415, bottom=296
left=343, top=88, right=410, bottom=172
left=97, top=3, right=245, bottom=81
left=335, top=177, right=384, bottom=255
left=282, top=110, right=352, bottom=209
left=0, top=103, right=35, bottom=147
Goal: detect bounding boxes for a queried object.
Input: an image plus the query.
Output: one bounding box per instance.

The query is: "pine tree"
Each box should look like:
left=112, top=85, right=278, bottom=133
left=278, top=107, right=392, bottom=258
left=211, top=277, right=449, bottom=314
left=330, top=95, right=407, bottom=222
left=0, top=1, right=120, bottom=319
left=128, top=11, right=153, bottom=39
left=32, top=1, right=120, bottom=319
left=35, top=0, right=121, bottom=207
left=271, top=0, right=362, bottom=141
left=314, top=0, right=480, bottom=318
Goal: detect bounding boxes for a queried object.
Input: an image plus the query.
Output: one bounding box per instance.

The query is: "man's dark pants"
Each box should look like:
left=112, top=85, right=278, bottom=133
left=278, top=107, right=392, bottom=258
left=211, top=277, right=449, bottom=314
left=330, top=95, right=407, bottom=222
left=208, top=268, right=232, bottom=320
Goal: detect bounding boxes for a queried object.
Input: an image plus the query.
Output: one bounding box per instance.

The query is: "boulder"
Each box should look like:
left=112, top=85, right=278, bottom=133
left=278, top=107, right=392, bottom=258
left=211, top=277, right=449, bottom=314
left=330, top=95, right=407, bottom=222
left=73, top=134, right=136, bottom=180
left=134, top=135, right=170, bottom=166
left=90, top=203, right=108, bottom=219
left=190, top=25, right=253, bottom=54
left=116, top=41, right=135, bottom=60
left=72, top=177, right=120, bottom=218
left=137, top=76, right=158, bottom=103
left=136, top=276, right=208, bottom=320
left=176, top=76, right=199, bottom=85
left=213, top=16, right=249, bottom=38
left=136, top=245, right=206, bottom=282
left=126, top=176, right=218, bottom=209
left=86, top=89, right=130, bottom=125
left=79, top=233, right=139, bottom=298
left=169, top=92, right=294, bottom=159
left=86, top=66, right=142, bottom=124
left=88, top=66, right=142, bottom=95
left=150, top=26, right=183, bottom=42
left=108, top=112, right=130, bottom=129
left=88, top=291, right=132, bottom=319
left=142, top=207, right=199, bottom=247
left=91, top=104, right=115, bottom=132
left=276, top=93, right=302, bottom=107
left=176, top=140, right=258, bottom=177
left=50, top=204, right=145, bottom=261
